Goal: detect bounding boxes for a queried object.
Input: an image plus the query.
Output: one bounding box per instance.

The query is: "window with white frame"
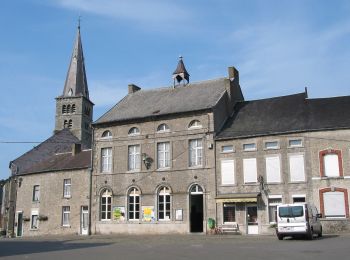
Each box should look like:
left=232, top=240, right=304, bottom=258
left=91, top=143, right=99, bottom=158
left=188, top=120, right=202, bottom=129
left=101, top=189, right=112, bottom=220
left=32, top=185, right=40, bottom=202
left=63, top=179, right=71, bottom=198
left=243, top=143, right=256, bottom=151
left=101, top=130, right=112, bottom=138
left=158, top=186, right=171, bottom=221
left=157, top=123, right=170, bottom=133
left=128, top=127, right=140, bottom=136
left=265, top=141, right=279, bottom=150
left=31, top=211, right=39, bottom=229
left=221, top=159, right=235, bottom=185
left=265, top=156, right=281, bottom=183
left=101, top=147, right=112, bottom=173
left=128, top=188, right=140, bottom=221
left=243, top=158, right=257, bottom=183
left=128, top=145, right=141, bottom=171
left=157, top=142, right=170, bottom=169
left=62, top=206, right=70, bottom=226
left=289, top=154, right=305, bottom=182
left=322, top=152, right=341, bottom=177
left=323, top=191, right=346, bottom=218
left=189, top=139, right=203, bottom=167
left=268, top=197, right=282, bottom=223
left=223, top=203, right=236, bottom=223
left=289, top=139, right=302, bottom=148
left=221, top=145, right=234, bottom=153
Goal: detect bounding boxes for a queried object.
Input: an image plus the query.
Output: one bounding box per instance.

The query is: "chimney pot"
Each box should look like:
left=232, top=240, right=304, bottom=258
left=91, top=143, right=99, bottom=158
left=228, top=66, right=239, bottom=83
left=128, top=84, right=141, bottom=94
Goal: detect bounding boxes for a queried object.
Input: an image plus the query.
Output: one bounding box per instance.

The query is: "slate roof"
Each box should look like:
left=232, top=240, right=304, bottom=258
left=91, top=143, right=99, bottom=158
left=95, top=78, right=229, bottom=124
left=217, top=92, right=350, bottom=139
left=22, top=150, right=91, bottom=175
left=10, top=129, right=85, bottom=175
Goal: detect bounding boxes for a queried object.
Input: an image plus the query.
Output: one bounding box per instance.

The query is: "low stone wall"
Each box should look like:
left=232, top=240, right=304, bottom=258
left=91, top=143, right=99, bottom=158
left=320, top=219, right=350, bottom=233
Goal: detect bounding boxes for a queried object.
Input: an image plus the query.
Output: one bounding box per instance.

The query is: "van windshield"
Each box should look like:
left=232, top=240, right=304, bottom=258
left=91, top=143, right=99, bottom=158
left=278, top=206, right=304, bottom=218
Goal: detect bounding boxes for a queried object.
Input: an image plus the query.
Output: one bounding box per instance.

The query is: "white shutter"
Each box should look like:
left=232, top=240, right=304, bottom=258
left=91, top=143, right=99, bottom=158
left=289, top=154, right=305, bottom=182
left=323, top=192, right=346, bottom=218
left=266, top=156, right=281, bottom=183
left=221, top=160, right=235, bottom=185
left=243, top=158, right=257, bottom=183
left=324, top=154, right=340, bottom=177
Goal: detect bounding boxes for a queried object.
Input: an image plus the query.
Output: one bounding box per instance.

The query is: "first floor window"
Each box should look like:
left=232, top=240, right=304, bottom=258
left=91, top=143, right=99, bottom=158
left=157, top=142, right=170, bottom=169
left=63, top=179, right=71, bottom=198
left=128, top=188, right=140, bottom=220
left=101, top=189, right=112, bottom=220
left=158, top=186, right=171, bottom=220
left=320, top=150, right=343, bottom=177
left=243, top=158, right=257, bottom=183
left=221, top=159, right=235, bottom=185
left=31, top=212, right=38, bottom=229
left=268, top=197, right=282, bottom=223
left=62, top=206, right=70, bottom=226
left=33, top=185, right=40, bottom=202
left=265, top=156, right=281, bottom=183
left=101, top=147, right=112, bottom=173
left=289, top=154, right=305, bottom=182
left=223, top=203, right=236, bottom=223
left=189, top=139, right=203, bottom=167
left=128, top=145, right=141, bottom=171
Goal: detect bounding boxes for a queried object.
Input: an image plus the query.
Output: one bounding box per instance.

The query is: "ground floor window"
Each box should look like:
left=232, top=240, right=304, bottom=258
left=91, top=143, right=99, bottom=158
left=292, top=196, right=305, bottom=203
left=128, top=188, right=140, bottom=220
left=31, top=212, right=38, bottom=229
left=158, top=186, right=171, bottom=221
left=320, top=188, right=349, bottom=218
left=268, top=197, right=282, bottom=223
left=62, top=206, right=70, bottom=226
left=223, top=203, right=236, bottom=223
left=101, top=189, right=112, bottom=220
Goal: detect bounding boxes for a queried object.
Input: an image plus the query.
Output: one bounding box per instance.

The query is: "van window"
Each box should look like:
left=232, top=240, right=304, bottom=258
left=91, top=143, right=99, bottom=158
left=278, top=206, right=304, bottom=218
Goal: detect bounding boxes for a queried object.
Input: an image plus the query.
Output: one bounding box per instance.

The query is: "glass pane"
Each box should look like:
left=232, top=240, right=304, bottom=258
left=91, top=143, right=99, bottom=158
left=159, top=212, right=164, bottom=219
left=159, top=203, right=164, bottom=211
left=159, top=196, right=164, bottom=203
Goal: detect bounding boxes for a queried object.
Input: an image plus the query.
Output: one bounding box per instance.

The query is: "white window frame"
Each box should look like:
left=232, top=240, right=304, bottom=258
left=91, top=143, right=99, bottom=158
left=288, top=153, right=306, bottom=182
left=31, top=210, right=39, bottom=230
left=243, top=158, right=257, bottom=183
left=101, top=147, right=112, bottom=173
left=323, top=191, right=347, bottom=218
left=63, top=179, right=71, bottom=198
left=188, top=120, right=202, bottom=129
left=223, top=203, right=236, bottom=224
left=264, top=141, right=279, bottom=150
left=101, top=130, right=112, bottom=139
left=128, top=127, right=140, bottom=136
left=101, top=189, right=112, bottom=221
left=221, top=159, right=235, bottom=185
left=158, top=187, right=171, bottom=221
left=157, top=142, right=170, bottom=169
left=323, top=153, right=340, bottom=177
left=221, top=145, right=234, bottom=153
left=157, top=123, right=170, bottom=133
left=62, top=206, right=70, bottom=226
left=32, top=185, right=40, bottom=202
left=268, top=195, right=282, bottom=223
left=243, top=143, right=257, bottom=152
left=288, top=138, right=303, bottom=148
left=265, top=155, right=281, bottom=183
left=189, top=139, right=203, bottom=167
left=128, top=145, right=141, bottom=171
left=128, top=188, right=140, bottom=221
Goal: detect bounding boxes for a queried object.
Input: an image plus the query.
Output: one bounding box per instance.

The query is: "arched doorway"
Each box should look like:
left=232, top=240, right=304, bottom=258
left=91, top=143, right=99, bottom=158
left=189, top=184, right=204, bottom=233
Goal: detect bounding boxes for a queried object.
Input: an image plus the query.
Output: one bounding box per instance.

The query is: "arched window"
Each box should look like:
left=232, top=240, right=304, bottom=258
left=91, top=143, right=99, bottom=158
left=158, top=186, right=171, bottom=221
left=100, top=189, right=112, bottom=220
left=71, top=104, right=76, bottom=113
left=64, top=120, right=68, bottom=128
left=319, top=149, right=343, bottom=177
left=128, top=188, right=140, bottom=221
left=190, top=184, right=203, bottom=194
left=67, top=104, right=71, bottom=114
left=68, top=120, right=73, bottom=129
left=62, top=105, right=67, bottom=114
left=319, top=188, right=349, bottom=218
left=128, top=127, right=140, bottom=136
left=102, top=130, right=112, bottom=138
left=188, top=120, right=202, bottom=129
left=157, top=123, right=170, bottom=133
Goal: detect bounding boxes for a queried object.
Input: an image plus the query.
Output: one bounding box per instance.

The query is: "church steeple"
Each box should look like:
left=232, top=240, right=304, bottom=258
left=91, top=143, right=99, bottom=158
left=55, top=24, right=94, bottom=147
left=62, top=25, right=89, bottom=98
left=172, top=56, right=190, bottom=87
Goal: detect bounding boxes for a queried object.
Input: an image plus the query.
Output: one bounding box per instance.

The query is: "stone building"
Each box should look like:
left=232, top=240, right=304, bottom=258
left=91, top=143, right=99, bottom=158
left=90, top=59, right=243, bottom=234
left=215, top=92, right=350, bottom=234
left=6, top=25, right=94, bottom=237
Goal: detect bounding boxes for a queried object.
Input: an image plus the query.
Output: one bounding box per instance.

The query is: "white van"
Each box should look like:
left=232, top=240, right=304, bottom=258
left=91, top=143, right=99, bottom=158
left=276, top=203, right=322, bottom=240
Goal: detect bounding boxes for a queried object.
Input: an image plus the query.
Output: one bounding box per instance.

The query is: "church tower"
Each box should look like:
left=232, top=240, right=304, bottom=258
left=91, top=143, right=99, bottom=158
left=54, top=24, right=94, bottom=147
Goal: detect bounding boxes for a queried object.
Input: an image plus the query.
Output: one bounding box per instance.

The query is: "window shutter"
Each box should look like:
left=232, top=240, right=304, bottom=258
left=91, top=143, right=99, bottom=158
left=289, top=154, right=305, bottom=182
left=243, top=158, right=257, bottom=183
left=221, top=160, right=235, bottom=185
left=323, top=192, right=346, bottom=218
left=324, top=154, right=340, bottom=177
left=266, top=156, right=281, bottom=183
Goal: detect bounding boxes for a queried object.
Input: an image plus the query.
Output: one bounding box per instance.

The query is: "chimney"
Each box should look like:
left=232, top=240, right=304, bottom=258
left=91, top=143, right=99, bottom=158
left=72, top=143, right=81, bottom=156
left=128, top=84, right=141, bottom=94
left=228, top=66, right=239, bottom=83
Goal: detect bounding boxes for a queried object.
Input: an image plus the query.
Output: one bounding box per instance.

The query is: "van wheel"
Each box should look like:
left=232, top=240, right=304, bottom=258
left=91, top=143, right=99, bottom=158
left=277, top=233, right=284, bottom=240
left=306, top=229, right=313, bottom=240
left=318, top=227, right=322, bottom=238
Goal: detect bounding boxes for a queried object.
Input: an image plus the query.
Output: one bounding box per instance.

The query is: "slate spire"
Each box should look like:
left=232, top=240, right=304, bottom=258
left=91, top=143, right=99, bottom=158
left=173, top=56, right=190, bottom=86
left=62, top=24, right=89, bottom=98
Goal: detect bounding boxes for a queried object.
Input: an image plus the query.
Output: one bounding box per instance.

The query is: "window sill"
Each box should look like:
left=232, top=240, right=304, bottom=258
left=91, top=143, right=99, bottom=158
left=30, top=228, right=39, bottom=231
left=243, top=183, right=258, bottom=186
left=63, top=196, right=71, bottom=199
left=62, top=225, right=71, bottom=228
left=220, top=184, right=236, bottom=187
left=220, top=151, right=235, bottom=154
left=126, top=169, right=141, bottom=173
left=288, top=181, right=306, bottom=184
left=321, top=176, right=344, bottom=180
left=157, top=167, right=171, bottom=172
left=188, top=165, right=203, bottom=169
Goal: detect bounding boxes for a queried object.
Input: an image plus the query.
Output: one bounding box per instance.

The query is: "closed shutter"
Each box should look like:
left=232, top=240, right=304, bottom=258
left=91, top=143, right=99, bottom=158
left=243, top=158, right=257, bottom=183
left=221, top=160, right=235, bottom=185
left=324, top=154, right=340, bottom=177
left=266, top=156, right=281, bottom=183
left=323, top=192, right=346, bottom=218
left=289, top=154, right=305, bottom=182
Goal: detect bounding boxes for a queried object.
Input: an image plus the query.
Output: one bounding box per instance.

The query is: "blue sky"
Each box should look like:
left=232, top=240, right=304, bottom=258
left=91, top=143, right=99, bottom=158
left=1, top=0, right=350, bottom=179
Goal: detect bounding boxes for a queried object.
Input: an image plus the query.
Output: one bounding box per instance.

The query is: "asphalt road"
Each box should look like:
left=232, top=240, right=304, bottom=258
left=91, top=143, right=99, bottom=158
left=0, top=234, right=349, bottom=260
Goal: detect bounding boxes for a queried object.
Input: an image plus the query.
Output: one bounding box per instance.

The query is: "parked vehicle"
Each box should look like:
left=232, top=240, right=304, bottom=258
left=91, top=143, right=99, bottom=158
left=276, top=203, right=322, bottom=240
